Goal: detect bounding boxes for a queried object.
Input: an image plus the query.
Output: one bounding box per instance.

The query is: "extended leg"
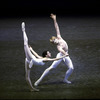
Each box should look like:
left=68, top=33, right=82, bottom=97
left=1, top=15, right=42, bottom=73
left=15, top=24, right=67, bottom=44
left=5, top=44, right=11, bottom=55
left=22, top=22, right=28, bottom=46
left=22, top=22, right=35, bottom=60
left=34, top=66, right=53, bottom=86
left=25, top=59, right=39, bottom=92
left=34, top=53, right=63, bottom=86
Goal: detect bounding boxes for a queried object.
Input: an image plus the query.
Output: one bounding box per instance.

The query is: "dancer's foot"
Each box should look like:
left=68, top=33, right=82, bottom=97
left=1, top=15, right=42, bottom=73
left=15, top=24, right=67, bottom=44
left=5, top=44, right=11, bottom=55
left=30, top=88, right=39, bottom=92
left=63, top=79, right=71, bottom=84
left=34, top=80, right=40, bottom=86
left=22, top=22, right=25, bottom=32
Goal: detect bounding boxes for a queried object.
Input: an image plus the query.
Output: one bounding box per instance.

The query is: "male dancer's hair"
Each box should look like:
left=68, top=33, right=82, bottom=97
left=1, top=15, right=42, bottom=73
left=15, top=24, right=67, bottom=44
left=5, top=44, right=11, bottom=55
left=50, top=36, right=57, bottom=43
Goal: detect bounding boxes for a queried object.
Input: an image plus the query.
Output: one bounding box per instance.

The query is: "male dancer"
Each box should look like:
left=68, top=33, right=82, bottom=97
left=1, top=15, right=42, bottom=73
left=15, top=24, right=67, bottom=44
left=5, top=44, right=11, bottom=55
left=34, top=14, right=74, bottom=86
left=21, top=22, right=68, bottom=92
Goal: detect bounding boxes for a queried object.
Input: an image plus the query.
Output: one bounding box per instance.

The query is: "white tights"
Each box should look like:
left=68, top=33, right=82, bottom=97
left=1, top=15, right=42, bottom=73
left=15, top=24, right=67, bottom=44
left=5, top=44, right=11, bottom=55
left=35, top=52, right=74, bottom=85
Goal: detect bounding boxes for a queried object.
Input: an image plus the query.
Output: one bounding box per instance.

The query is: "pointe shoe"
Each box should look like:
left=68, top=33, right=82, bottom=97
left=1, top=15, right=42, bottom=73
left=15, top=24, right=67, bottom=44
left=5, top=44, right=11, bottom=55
left=63, top=79, right=71, bottom=84
left=22, top=22, right=25, bottom=31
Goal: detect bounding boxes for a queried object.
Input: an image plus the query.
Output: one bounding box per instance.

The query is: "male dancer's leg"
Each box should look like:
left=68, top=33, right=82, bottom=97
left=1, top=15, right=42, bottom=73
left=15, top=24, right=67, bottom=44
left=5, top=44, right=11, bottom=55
left=63, top=56, right=74, bottom=84
left=34, top=53, right=63, bottom=86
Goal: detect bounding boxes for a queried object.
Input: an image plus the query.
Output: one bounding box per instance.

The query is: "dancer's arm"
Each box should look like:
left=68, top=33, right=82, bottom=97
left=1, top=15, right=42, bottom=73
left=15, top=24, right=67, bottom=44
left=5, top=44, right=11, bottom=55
left=50, top=13, right=62, bottom=39
left=43, top=54, right=68, bottom=61
left=29, top=46, right=43, bottom=59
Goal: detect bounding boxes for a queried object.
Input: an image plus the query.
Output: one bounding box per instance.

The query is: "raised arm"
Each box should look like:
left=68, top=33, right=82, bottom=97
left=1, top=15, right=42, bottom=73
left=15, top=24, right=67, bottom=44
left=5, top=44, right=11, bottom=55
left=29, top=46, right=43, bottom=59
left=43, top=54, right=69, bottom=62
left=50, top=13, right=61, bottom=38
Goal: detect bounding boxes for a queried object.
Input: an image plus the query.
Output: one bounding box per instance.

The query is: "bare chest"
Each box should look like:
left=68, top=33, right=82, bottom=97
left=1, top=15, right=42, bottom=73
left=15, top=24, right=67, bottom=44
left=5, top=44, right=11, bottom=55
left=57, top=39, right=68, bottom=51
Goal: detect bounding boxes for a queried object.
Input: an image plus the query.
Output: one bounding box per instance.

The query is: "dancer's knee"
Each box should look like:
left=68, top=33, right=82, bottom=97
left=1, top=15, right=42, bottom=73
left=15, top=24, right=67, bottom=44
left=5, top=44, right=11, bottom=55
left=69, top=67, right=74, bottom=72
left=71, top=66, right=74, bottom=70
left=69, top=63, right=74, bottom=70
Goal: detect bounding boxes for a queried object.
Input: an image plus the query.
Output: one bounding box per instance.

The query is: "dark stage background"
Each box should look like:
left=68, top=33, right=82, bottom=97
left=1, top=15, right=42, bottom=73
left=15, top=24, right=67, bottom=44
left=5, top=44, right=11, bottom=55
left=0, top=0, right=100, bottom=99
left=0, top=0, right=100, bottom=17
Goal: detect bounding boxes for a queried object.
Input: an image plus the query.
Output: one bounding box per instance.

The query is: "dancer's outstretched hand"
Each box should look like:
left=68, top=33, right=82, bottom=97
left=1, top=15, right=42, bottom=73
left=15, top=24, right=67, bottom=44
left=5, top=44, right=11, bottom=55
left=50, top=13, right=56, bottom=20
